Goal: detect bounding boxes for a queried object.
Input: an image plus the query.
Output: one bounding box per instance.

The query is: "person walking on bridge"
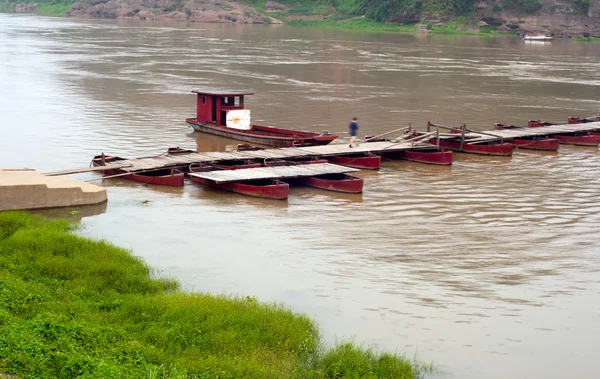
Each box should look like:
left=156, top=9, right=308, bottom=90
left=349, top=117, right=359, bottom=148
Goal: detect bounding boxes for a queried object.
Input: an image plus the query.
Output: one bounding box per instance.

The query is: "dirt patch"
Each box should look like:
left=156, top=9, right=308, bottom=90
left=66, top=0, right=282, bottom=24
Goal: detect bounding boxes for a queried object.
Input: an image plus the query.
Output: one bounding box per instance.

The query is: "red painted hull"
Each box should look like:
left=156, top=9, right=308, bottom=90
left=568, top=116, right=600, bottom=124
left=327, top=154, right=381, bottom=169
left=555, top=133, right=600, bottom=146
left=122, top=171, right=185, bottom=187
left=300, top=174, right=363, bottom=193
left=91, top=155, right=126, bottom=175
left=263, top=158, right=327, bottom=167
left=527, top=120, right=600, bottom=145
left=528, top=120, right=556, bottom=128
left=167, top=147, right=195, bottom=155
left=189, top=175, right=289, bottom=199
left=386, top=150, right=453, bottom=165
left=92, top=155, right=184, bottom=186
left=508, top=138, right=560, bottom=151
left=431, top=139, right=514, bottom=156
left=186, top=119, right=337, bottom=147
left=494, top=123, right=522, bottom=130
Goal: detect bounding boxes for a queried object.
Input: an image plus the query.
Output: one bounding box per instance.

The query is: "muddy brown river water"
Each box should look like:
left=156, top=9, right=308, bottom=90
left=1, top=13, right=600, bottom=379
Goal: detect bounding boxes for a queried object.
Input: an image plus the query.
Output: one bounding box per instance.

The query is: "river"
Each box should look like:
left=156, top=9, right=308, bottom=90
left=1, top=13, right=600, bottom=379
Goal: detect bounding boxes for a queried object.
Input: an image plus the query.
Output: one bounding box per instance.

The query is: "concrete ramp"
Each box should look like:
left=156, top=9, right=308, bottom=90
left=0, top=169, right=107, bottom=211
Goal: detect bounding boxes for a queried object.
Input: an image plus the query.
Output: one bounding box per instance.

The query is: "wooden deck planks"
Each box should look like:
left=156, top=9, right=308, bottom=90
left=115, top=140, right=434, bottom=172
left=443, top=122, right=600, bottom=144
left=188, top=163, right=359, bottom=183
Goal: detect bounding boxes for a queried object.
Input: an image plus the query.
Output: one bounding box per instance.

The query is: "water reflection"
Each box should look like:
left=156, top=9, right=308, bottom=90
left=30, top=201, right=108, bottom=222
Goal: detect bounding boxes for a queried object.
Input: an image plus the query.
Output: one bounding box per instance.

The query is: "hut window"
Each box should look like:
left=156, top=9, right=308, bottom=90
left=202, top=96, right=206, bottom=104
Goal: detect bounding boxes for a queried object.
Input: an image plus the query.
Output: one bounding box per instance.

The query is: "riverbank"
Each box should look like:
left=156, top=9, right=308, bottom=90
left=2, top=0, right=600, bottom=38
left=0, top=211, right=432, bottom=378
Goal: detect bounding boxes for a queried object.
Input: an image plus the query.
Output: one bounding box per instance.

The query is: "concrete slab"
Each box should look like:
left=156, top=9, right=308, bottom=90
left=0, top=169, right=107, bottom=211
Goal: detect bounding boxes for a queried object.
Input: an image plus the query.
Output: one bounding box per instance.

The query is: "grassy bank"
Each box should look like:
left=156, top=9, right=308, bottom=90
left=0, top=211, right=431, bottom=378
left=571, top=37, right=600, bottom=43
left=0, top=0, right=74, bottom=16
left=286, top=15, right=507, bottom=36
left=288, top=17, right=416, bottom=33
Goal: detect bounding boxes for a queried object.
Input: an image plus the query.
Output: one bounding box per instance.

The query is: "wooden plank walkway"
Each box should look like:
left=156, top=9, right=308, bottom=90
left=433, top=122, right=600, bottom=144
left=189, top=163, right=358, bottom=184
left=101, top=140, right=436, bottom=173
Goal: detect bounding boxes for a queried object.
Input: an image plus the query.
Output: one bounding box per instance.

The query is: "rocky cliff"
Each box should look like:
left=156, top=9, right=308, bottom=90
left=65, top=0, right=282, bottom=24
left=473, top=0, right=600, bottom=38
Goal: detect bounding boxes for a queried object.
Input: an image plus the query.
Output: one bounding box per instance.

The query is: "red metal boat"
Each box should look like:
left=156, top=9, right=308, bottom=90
left=257, top=158, right=363, bottom=193
left=509, top=138, right=560, bottom=151
left=327, top=153, right=381, bottom=170
left=300, top=173, right=364, bottom=193
left=493, top=124, right=559, bottom=151
left=567, top=116, right=600, bottom=124
left=167, top=146, right=195, bottom=155
left=386, top=149, right=453, bottom=165
left=186, top=90, right=337, bottom=147
left=262, top=157, right=327, bottom=167
left=554, top=133, right=600, bottom=146
left=91, top=154, right=124, bottom=175
left=528, top=120, right=556, bottom=128
left=363, top=135, right=451, bottom=165
left=91, top=155, right=184, bottom=187
left=494, top=123, right=523, bottom=130
left=430, top=139, right=514, bottom=156
left=188, top=163, right=289, bottom=199
left=527, top=120, right=600, bottom=145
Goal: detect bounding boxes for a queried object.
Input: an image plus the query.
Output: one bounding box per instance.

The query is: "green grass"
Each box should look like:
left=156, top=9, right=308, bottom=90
left=288, top=17, right=416, bottom=33
left=0, top=0, right=75, bottom=16
left=35, top=3, right=73, bottom=15
left=571, top=37, right=600, bottom=43
left=0, top=211, right=429, bottom=378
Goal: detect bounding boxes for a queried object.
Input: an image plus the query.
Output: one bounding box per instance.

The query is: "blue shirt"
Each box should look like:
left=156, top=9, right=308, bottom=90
left=349, top=121, right=359, bottom=131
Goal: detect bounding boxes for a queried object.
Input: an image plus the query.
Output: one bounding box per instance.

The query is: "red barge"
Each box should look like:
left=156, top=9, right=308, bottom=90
left=188, top=163, right=289, bottom=200
left=567, top=115, right=600, bottom=124
left=494, top=123, right=560, bottom=151
left=432, top=139, right=514, bottom=156
left=424, top=122, right=514, bottom=156
left=363, top=135, right=452, bottom=165
left=91, top=155, right=184, bottom=187
left=327, top=153, right=382, bottom=170
left=186, top=90, right=337, bottom=147
left=528, top=120, right=600, bottom=146
left=236, top=143, right=382, bottom=170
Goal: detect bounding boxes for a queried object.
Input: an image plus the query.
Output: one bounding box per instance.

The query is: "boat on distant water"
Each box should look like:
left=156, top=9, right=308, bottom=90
left=523, top=35, right=554, bottom=41
left=185, top=90, right=338, bottom=148
left=91, top=155, right=185, bottom=187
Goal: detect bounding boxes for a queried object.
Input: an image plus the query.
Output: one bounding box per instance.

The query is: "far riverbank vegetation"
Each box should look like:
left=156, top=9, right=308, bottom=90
left=0, top=211, right=434, bottom=378
left=3, top=0, right=598, bottom=40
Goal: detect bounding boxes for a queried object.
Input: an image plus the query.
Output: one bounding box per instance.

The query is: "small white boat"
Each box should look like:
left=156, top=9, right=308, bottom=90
left=523, top=35, right=554, bottom=41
